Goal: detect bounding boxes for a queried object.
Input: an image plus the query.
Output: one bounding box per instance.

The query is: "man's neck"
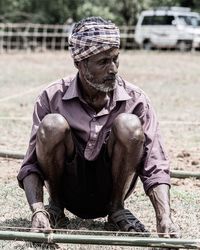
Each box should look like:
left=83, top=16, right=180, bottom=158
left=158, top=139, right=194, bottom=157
left=78, top=75, right=112, bottom=113
left=84, top=91, right=111, bottom=113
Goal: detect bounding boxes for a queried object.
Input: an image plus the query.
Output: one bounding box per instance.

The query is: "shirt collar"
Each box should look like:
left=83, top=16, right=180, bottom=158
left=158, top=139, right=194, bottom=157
left=62, top=74, right=80, bottom=101
left=113, top=76, right=132, bottom=102
left=62, top=74, right=132, bottom=103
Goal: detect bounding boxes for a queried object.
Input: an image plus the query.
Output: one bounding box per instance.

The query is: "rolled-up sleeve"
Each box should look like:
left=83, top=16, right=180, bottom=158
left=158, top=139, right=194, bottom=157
left=17, top=93, right=50, bottom=188
left=139, top=100, right=170, bottom=194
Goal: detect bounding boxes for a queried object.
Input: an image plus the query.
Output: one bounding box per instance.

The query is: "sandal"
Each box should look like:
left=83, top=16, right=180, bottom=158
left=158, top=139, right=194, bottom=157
left=45, top=202, right=70, bottom=229
left=105, top=209, right=150, bottom=236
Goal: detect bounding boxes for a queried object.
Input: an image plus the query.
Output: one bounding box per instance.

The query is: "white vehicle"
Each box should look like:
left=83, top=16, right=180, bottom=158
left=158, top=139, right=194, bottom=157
left=134, top=7, right=200, bottom=51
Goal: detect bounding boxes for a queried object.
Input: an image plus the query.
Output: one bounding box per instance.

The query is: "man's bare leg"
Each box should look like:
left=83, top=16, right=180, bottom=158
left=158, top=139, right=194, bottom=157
left=23, top=114, right=74, bottom=230
left=36, top=113, right=75, bottom=208
left=107, top=113, right=147, bottom=232
left=107, top=113, right=144, bottom=212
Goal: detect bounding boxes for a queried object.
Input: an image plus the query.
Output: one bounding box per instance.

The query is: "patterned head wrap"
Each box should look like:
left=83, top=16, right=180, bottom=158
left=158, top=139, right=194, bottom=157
left=68, top=17, right=120, bottom=62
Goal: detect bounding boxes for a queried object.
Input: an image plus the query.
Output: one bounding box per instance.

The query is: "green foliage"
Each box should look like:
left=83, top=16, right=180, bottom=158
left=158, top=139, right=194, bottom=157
left=148, top=0, right=180, bottom=8
left=0, top=0, right=31, bottom=22
left=77, top=2, right=115, bottom=22
left=0, top=0, right=200, bottom=24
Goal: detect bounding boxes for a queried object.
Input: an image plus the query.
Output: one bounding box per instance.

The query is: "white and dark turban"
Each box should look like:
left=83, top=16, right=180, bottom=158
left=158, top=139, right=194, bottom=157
left=68, top=17, right=120, bottom=62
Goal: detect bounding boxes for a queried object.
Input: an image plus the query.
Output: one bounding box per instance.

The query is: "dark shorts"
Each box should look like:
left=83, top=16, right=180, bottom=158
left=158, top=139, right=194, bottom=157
left=59, top=144, right=113, bottom=219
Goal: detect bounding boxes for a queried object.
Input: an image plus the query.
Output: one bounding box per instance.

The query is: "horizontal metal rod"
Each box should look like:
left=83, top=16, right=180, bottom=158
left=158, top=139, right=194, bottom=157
left=170, top=170, right=200, bottom=179
left=0, top=150, right=200, bottom=179
left=0, top=150, right=25, bottom=160
left=0, top=231, right=200, bottom=248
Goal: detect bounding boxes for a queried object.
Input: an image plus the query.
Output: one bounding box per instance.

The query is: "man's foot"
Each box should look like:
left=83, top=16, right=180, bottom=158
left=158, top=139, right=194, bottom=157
left=45, top=201, right=70, bottom=229
left=105, top=209, right=150, bottom=236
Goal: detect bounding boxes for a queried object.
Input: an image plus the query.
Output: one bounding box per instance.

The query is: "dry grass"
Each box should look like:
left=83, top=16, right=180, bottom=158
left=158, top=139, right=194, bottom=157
left=0, top=51, right=200, bottom=249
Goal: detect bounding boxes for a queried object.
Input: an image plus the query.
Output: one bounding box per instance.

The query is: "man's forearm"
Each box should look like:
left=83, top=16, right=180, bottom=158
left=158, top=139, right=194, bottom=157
left=147, top=184, right=171, bottom=221
left=147, top=183, right=181, bottom=238
left=23, top=173, right=44, bottom=212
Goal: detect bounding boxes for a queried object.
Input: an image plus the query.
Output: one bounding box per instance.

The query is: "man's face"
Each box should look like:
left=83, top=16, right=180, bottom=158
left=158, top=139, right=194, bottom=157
left=80, top=48, right=119, bottom=93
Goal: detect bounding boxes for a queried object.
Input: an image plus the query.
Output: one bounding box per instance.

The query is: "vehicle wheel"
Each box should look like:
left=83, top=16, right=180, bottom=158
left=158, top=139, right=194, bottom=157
left=143, top=40, right=153, bottom=50
left=177, top=41, right=191, bottom=52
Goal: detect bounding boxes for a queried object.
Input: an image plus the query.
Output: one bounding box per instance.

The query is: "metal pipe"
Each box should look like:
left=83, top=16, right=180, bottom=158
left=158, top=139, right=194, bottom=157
left=0, top=150, right=24, bottom=160
left=170, top=170, right=200, bottom=179
left=0, top=231, right=200, bottom=249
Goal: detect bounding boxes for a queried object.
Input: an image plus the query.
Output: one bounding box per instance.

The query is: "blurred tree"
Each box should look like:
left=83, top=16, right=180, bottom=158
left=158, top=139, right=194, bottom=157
left=180, top=0, right=194, bottom=8
left=148, top=0, right=181, bottom=8
left=76, top=0, right=151, bottom=25
left=76, top=2, right=116, bottom=23
left=148, top=0, right=200, bottom=10
left=0, top=0, right=200, bottom=24
left=0, top=0, right=32, bottom=22
left=191, top=0, right=200, bottom=11
left=28, top=0, right=82, bottom=24
left=0, top=0, right=83, bottom=24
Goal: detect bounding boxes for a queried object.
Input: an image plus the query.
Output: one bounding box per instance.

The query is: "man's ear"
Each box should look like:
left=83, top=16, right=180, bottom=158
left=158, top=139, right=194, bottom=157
left=74, top=60, right=79, bottom=69
left=75, top=60, right=87, bottom=72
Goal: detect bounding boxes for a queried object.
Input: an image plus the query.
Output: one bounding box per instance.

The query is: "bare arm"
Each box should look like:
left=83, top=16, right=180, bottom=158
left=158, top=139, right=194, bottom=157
left=148, top=184, right=180, bottom=238
left=23, top=173, right=51, bottom=231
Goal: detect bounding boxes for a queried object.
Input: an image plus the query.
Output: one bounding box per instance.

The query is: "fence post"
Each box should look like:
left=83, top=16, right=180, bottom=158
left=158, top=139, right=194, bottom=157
left=0, top=23, right=4, bottom=53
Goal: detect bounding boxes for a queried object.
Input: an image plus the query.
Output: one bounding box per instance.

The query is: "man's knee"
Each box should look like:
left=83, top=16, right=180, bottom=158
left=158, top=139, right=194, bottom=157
left=112, top=113, right=144, bottom=146
left=37, top=114, right=70, bottom=145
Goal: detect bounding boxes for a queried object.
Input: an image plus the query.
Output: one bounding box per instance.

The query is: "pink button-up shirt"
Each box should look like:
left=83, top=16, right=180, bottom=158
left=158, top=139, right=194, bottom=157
left=17, top=74, right=170, bottom=193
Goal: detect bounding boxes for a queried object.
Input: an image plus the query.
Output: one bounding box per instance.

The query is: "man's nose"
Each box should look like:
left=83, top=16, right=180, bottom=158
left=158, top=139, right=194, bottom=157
left=108, top=62, right=118, bottom=74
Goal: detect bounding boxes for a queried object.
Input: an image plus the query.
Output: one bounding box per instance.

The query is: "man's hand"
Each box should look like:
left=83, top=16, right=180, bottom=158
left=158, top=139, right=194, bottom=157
left=148, top=184, right=181, bottom=238
left=157, top=215, right=181, bottom=238
left=31, top=210, right=51, bottom=232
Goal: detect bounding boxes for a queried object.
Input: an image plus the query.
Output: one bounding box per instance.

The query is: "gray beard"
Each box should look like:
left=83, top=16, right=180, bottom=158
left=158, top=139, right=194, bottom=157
left=84, top=70, right=116, bottom=93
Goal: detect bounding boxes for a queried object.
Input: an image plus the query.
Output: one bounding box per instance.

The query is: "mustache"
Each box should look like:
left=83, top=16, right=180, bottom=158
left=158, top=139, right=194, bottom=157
left=103, top=74, right=117, bottom=82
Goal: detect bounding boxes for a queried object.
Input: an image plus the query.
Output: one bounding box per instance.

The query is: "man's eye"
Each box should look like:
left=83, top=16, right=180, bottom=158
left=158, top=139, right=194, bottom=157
left=99, top=59, right=107, bottom=65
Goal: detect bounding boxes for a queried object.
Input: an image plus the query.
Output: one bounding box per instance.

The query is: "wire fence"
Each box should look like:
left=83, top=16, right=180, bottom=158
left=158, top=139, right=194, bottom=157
left=0, top=23, right=137, bottom=52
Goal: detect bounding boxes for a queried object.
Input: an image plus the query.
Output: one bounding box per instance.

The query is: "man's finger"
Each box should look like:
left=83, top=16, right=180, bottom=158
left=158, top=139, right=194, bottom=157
left=169, top=224, right=181, bottom=238
left=162, top=232, right=170, bottom=238
left=31, top=226, right=52, bottom=233
left=158, top=229, right=170, bottom=238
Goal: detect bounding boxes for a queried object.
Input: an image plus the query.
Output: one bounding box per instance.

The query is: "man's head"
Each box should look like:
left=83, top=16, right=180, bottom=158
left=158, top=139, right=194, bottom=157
left=68, top=17, right=120, bottom=93
left=68, top=16, right=120, bottom=62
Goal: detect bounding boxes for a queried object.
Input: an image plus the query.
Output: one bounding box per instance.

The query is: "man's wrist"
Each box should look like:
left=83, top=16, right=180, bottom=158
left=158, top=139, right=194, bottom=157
left=156, top=212, right=171, bottom=222
left=30, top=202, right=45, bottom=212
left=31, top=209, right=50, bottom=222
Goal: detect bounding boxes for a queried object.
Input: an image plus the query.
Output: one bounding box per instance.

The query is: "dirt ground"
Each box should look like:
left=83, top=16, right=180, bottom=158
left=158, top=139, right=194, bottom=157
left=0, top=51, right=200, bottom=249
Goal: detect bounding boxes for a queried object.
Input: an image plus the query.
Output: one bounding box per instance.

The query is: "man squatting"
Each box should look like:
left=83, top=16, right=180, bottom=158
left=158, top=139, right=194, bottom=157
left=17, top=17, right=180, bottom=237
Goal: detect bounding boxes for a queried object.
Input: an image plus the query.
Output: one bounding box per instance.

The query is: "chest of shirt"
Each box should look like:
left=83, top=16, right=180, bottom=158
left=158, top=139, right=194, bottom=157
left=51, top=97, right=128, bottom=141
